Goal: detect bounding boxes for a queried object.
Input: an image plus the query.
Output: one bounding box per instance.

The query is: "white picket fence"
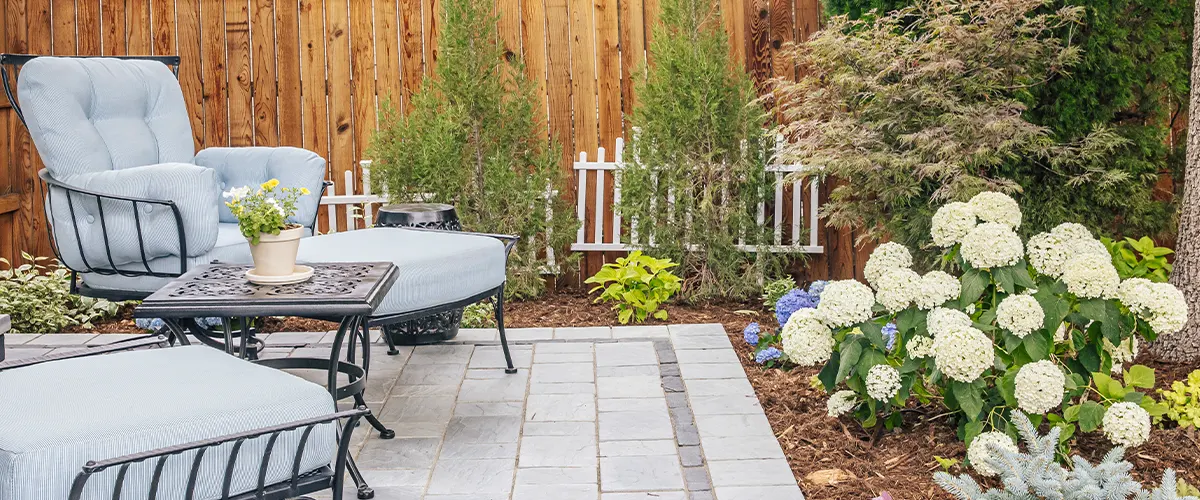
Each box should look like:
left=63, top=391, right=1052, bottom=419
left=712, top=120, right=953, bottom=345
left=323, top=143, right=824, bottom=255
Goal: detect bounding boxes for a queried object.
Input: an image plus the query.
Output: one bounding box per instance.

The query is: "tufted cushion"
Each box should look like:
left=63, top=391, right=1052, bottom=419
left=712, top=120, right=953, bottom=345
left=0, top=346, right=338, bottom=500
left=195, top=147, right=328, bottom=228
left=17, top=57, right=196, bottom=177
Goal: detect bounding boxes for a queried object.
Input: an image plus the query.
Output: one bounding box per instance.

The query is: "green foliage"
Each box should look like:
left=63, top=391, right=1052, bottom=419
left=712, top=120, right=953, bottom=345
left=762, top=276, right=797, bottom=312
left=1180, top=479, right=1200, bottom=498
left=1055, top=366, right=1168, bottom=445
left=934, top=455, right=961, bottom=472
left=935, top=412, right=1196, bottom=500
left=223, top=180, right=309, bottom=244
left=1103, top=236, right=1174, bottom=282
left=585, top=251, right=682, bottom=324
left=460, top=301, right=496, bottom=329
left=1158, top=370, right=1200, bottom=429
left=619, top=0, right=784, bottom=300
left=0, top=253, right=120, bottom=333
left=367, top=0, right=579, bottom=298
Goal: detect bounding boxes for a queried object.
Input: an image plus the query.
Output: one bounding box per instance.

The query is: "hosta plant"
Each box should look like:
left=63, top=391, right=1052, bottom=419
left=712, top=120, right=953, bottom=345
left=1103, top=236, right=1174, bottom=283
left=1158, top=369, right=1200, bottom=429
left=0, top=254, right=120, bottom=333
left=808, top=191, right=1188, bottom=457
left=585, top=251, right=682, bottom=324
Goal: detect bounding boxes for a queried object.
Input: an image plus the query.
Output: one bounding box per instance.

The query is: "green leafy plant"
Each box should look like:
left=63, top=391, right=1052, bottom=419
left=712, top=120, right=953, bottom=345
left=1103, top=236, right=1174, bottom=282
left=367, top=0, right=579, bottom=298
left=0, top=253, right=120, bottom=333
left=1052, top=365, right=1168, bottom=454
left=933, top=456, right=961, bottom=472
left=585, top=251, right=682, bottom=324
left=460, top=301, right=496, bottom=329
left=1158, top=369, right=1200, bottom=429
left=222, top=179, right=310, bottom=244
left=762, top=276, right=797, bottom=312
left=1179, top=479, right=1200, bottom=498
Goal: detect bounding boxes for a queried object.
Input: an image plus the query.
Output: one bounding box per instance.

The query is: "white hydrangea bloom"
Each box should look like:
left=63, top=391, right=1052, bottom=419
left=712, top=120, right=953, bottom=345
left=968, top=191, right=1022, bottom=229
left=931, top=202, right=977, bottom=247
left=914, top=271, right=960, bottom=310
left=1026, top=231, right=1070, bottom=278
left=1065, top=238, right=1110, bottom=261
left=865, top=364, right=902, bottom=402
left=960, top=223, right=1023, bottom=269
left=1060, top=254, right=1120, bottom=299
left=932, top=325, right=994, bottom=382
left=1051, top=222, right=1093, bottom=241
left=1102, top=402, right=1151, bottom=448
left=906, top=334, right=935, bottom=359
left=876, top=267, right=921, bottom=313
left=1103, top=337, right=1139, bottom=375
left=967, top=431, right=1018, bottom=477
left=864, top=242, right=914, bottom=289
left=780, top=309, right=835, bottom=367
left=928, top=307, right=973, bottom=338
left=816, top=280, right=876, bottom=329
left=996, top=294, right=1044, bottom=338
left=826, top=390, right=858, bottom=417
left=1053, top=322, right=1069, bottom=344
left=1014, top=361, right=1065, bottom=414
left=1117, top=278, right=1156, bottom=316
left=1147, top=282, right=1188, bottom=336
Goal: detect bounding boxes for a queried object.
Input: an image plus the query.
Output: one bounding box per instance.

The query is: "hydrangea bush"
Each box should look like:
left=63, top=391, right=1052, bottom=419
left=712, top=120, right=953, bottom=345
left=744, top=280, right=827, bottom=366
left=803, top=192, right=1188, bottom=462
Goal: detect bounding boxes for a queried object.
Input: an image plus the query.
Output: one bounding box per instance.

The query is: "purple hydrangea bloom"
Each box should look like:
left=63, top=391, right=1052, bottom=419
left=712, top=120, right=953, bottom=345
left=775, top=289, right=817, bottom=327
left=135, top=317, right=224, bottom=331
left=755, top=347, right=782, bottom=364
left=807, top=280, right=828, bottom=303
left=743, top=322, right=761, bottom=345
left=882, top=322, right=898, bottom=351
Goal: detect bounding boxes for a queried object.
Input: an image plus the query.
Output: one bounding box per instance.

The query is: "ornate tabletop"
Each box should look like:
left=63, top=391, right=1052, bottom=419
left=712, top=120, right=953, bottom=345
left=135, top=262, right=398, bottom=319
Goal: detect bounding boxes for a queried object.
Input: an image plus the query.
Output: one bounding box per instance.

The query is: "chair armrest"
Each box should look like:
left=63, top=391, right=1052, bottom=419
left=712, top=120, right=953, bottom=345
left=400, top=226, right=520, bottom=254
left=195, top=147, right=327, bottom=229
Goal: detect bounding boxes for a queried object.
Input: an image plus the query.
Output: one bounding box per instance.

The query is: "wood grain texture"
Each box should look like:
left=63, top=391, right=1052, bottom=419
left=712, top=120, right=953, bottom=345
left=423, top=0, right=439, bottom=75
left=127, top=0, right=153, bottom=54
left=274, top=0, right=302, bottom=146
left=618, top=0, right=643, bottom=135
left=177, top=0, right=206, bottom=149
left=375, top=0, right=403, bottom=108
left=568, top=0, right=600, bottom=276
left=496, top=0, right=522, bottom=88
left=52, top=0, right=76, bottom=55
left=325, top=0, right=354, bottom=227
left=226, top=0, right=254, bottom=146
left=520, top=0, right=549, bottom=130
left=251, top=0, right=280, bottom=145
left=350, top=0, right=376, bottom=199
left=399, top=0, right=423, bottom=109
left=200, top=0, right=229, bottom=148
left=298, top=0, right=330, bottom=231
left=747, top=0, right=771, bottom=89
left=595, top=0, right=619, bottom=264
left=24, top=0, right=51, bottom=259
left=76, top=0, right=101, bottom=55
left=152, top=0, right=178, bottom=56
left=101, top=0, right=126, bottom=55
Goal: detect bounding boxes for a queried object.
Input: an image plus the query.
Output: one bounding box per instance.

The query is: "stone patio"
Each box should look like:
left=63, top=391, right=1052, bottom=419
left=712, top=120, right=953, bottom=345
left=3, top=324, right=804, bottom=500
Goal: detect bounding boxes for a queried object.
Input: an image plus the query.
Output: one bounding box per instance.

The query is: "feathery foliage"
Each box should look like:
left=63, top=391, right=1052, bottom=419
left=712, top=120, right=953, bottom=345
left=935, top=412, right=1196, bottom=500
left=620, top=0, right=785, bottom=300
left=367, top=0, right=578, bottom=298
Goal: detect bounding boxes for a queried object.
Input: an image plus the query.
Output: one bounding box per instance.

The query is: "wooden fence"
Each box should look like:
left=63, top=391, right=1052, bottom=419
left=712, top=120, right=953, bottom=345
left=0, top=0, right=869, bottom=285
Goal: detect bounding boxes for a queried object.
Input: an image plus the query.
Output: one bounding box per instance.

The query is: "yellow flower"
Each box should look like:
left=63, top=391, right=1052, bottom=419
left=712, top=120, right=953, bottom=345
left=300, top=187, right=311, bottom=195
left=261, top=179, right=280, bottom=190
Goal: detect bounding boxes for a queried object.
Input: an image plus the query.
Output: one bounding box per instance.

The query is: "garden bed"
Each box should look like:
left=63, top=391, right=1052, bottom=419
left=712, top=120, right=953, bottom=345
left=61, top=291, right=1200, bottom=498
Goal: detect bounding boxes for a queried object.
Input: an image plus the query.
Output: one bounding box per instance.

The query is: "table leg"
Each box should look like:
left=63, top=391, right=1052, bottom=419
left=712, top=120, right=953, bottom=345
left=222, top=318, right=234, bottom=356
left=329, top=316, right=394, bottom=440
left=161, top=319, right=192, bottom=347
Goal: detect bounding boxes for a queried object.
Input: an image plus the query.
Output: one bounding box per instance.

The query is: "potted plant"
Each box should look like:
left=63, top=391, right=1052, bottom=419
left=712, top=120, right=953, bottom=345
left=224, top=180, right=311, bottom=280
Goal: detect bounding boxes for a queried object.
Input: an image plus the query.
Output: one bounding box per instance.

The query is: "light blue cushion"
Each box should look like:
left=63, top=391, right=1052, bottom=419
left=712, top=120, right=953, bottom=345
left=195, top=147, right=327, bottom=228
left=295, top=228, right=507, bottom=317
left=0, top=346, right=338, bottom=500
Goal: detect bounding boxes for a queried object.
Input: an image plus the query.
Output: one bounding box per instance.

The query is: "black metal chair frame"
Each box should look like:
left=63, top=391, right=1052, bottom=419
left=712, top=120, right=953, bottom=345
left=0, top=336, right=369, bottom=500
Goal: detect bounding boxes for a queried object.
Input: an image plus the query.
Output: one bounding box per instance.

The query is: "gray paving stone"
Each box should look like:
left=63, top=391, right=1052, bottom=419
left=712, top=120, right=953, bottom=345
left=362, top=370, right=401, bottom=403
left=677, top=362, right=746, bottom=380
left=390, top=384, right=460, bottom=397
left=423, top=495, right=507, bottom=500
left=1, top=333, right=38, bottom=345
left=426, top=459, right=516, bottom=495
left=456, top=328, right=499, bottom=342
left=29, top=333, right=96, bottom=346
left=444, top=416, right=523, bottom=444
left=469, top=345, right=533, bottom=369
left=0, top=348, right=51, bottom=360
left=356, top=437, right=440, bottom=469
left=662, top=376, right=685, bottom=393
left=457, top=370, right=530, bottom=402
left=512, top=484, right=599, bottom=500
left=670, top=335, right=732, bottom=350
left=526, top=393, right=596, bottom=422
left=554, top=327, right=613, bottom=340
left=257, top=347, right=294, bottom=360
left=505, top=327, right=555, bottom=341
left=687, top=395, right=764, bottom=415
left=515, top=466, right=598, bottom=485
left=678, top=445, right=703, bottom=467
left=597, top=376, right=663, bottom=399
left=694, top=413, right=775, bottom=439
left=597, top=364, right=661, bottom=378
left=407, top=344, right=475, bottom=365
left=667, top=324, right=725, bottom=337
left=683, top=466, right=712, bottom=491
left=534, top=342, right=595, bottom=363
left=689, top=491, right=716, bottom=500
left=707, top=459, right=797, bottom=487
left=599, top=410, right=675, bottom=441
left=439, top=442, right=519, bottom=460
left=264, top=331, right=325, bottom=346
left=392, top=421, right=449, bottom=438
left=683, top=377, right=756, bottom=397
left=356, top=468, right=431, bottom=487
left=378, top=395, right=457, bottom=423
left=396, top=363, right=467, bottom=386
left=595, top=342, right=658, bottom=366
left=712, top=486, right=805, bottom=500
left=522, top=421, right=595, bottom=437
left=599, top=455, right=685, bottom=492
left=518, top=434, right=598, bottom=468
left=531, top=363, right=595, bottom=384
left=659, top=363, right=681, bottom=377
left=529, top=382, right=596, bottom=395
left=665, top=392, right=689, bottom=409
left=598, top=439, right=677, bottom=457
left=674, top=423, right=701, bottom=446
left=610, top=325, right=670, bottom=339
left=453, top=402, right=526, bottom=417
left=673, top=348, right=739, bottom=365
left=601, top=493, right=686, bottom=500
left=597, top=398, right=669, bottom=413
left=693, top=435, right=787, bottom=461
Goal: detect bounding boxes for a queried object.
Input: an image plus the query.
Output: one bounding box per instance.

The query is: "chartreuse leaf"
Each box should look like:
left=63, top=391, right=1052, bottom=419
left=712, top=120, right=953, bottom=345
left=1124, top=364, right=1155, bottom=389
left=1091, top=372, right=1127, bottom=400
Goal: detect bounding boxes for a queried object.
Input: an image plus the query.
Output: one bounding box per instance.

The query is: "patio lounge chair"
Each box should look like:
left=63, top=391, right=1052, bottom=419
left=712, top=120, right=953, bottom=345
left=0, top=54, right=519, bottom=373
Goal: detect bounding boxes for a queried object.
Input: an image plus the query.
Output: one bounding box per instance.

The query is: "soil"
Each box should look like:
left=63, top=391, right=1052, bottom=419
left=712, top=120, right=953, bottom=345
left=67, top=291, right=1200, bottom=499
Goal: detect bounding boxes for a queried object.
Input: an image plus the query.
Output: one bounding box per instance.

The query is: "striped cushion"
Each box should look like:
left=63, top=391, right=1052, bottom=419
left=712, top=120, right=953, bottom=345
left=0, top=346, right=337, bottom=500
left=195, top=147, right=328, bottom=229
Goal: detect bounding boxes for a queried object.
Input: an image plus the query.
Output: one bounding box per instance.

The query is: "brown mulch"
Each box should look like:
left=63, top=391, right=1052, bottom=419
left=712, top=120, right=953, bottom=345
left=67, top=291, right=1200, bottom=499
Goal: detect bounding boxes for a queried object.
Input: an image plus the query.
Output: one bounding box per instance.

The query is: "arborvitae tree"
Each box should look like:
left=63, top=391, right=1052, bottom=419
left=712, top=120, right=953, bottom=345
left=822, top=0, right=1192, bottom=241
left=367, top=0, right=578, bottom=298
left=620, top=0, right=784, bottom=301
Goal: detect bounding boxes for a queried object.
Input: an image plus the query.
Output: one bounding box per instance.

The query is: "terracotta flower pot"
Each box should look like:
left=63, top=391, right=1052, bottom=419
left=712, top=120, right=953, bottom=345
left=249, top=226, right=303, bottom=276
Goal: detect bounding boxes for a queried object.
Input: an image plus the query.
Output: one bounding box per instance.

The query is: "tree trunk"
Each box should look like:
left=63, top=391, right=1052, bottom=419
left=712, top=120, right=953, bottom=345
left=1150, top=0, right=1200, bottom=364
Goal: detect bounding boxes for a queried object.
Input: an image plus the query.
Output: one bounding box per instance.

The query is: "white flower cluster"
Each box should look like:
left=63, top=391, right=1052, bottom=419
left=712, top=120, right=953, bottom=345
left=781, top=309, right=835, bottom=367
left=968, top=191, right=1021, bottom=229
left=864, top=242, right=913, bottom=289
left=967, top=431, right=1018, bottom=477
left=1061, top=254, right=1120, bottom=299
left=996, top=294, right=1044, bottom=338
left=914, top=271, right=960, bottom=310
left=865, top=364, right=902, bottom=402
left=876, top=267, right=921, bottom=313
left=827, top=390, right=858, bottom=417
left=1053, top=322, right=1069, bottom=343
left=1014, top=361, right=1064, bottom=414
left=932, top=324, right=995, bottom=382
left=1052, top=222, right=1093, bottom=241
left=931, top=202, right=977, bottom=247
left=1026, top=223, right=1102, bottom=278
left=816, top=280, right=876, bottom=329
left=906, top=334, right=934, bottom=359
left=1103, top=337, right=1139, bottom=374
left=1118, top=278, right=1188, bottom=336
left=960, top=222, right=1024, bottom=269
left=928, top=307, right=972, bottom=338
left=1102, top=402, right=1151, bottom=448
left=222, top=186, right=251, bottom=200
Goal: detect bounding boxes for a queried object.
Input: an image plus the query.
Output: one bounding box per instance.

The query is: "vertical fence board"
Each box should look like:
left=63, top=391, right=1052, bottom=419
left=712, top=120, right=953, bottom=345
left=0, top=0, right=11, bottom=262
left=274, top=0, right=302, bottom=146
left=128, top=0, right=153, bottom=54
left=496, top=0, right=522, bottom=86
left=326, top=0, right=353, bottom=228
left=375, top=0, right=403, bottom=107
left=423, top=0, right=439, bottom=74
left=595, top=0, right=619, bottom=260
left=399, top=0, right=423, bottom=108
left=101, top=0, right=126, bottom=55
left=24, top=0, right=51, bottom=259
left=747, top=0, right=771, bottom=91
left=152, top=1, right=177, bottom=56
left=544, top=0, right=573, bottom=179
left=76, top=0, right=100, bottom=55
left=520, top=0, right=549, bottom=129
left=226, top=0, right=254, bottom=146
left=52, top=0, right=76, bottom=55
left=251, top=0, right=280, bottom=145
left=200, top=0, right=229, bottom=147
left=618, top=0, right=643, bottom=136
left=568, top=0, right=599, bottom=276
left=178, top=0, right=205, bottom=149
left=298, top=0, right=330, bottom=230
left=350, top=0, right=376, bottom=207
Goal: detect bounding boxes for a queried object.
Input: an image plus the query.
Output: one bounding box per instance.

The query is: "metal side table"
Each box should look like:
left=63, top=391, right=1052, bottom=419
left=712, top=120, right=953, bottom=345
left=374, top=203, right=467, bottom=345
left=135, top=262, right=398, bottom=500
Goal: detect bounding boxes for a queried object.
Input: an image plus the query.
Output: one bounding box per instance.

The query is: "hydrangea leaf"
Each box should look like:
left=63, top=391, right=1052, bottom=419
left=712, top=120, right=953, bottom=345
left=1077, top=401, right=1106, bottom=432
left=951, top=380, right=984, bottom=421
left=959, top=268, right=988, bottom=307
left=1022, top=332, right=1050, bottom=361
left=835, top=339, right=863, bottom=385
left=860, top=322, right=888, bottom=351
left=1124, top=364, right=1155, bottom=389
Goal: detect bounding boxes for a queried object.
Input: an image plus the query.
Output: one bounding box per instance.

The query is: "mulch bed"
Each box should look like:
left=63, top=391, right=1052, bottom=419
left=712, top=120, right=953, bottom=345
left=68, top=291, right=1200, bottom=498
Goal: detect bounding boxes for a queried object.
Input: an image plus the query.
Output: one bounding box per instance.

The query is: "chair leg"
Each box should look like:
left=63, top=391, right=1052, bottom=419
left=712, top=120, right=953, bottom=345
left=380, top=322, right=400, bottom=356
left=495, top=285, right=517, bottom=374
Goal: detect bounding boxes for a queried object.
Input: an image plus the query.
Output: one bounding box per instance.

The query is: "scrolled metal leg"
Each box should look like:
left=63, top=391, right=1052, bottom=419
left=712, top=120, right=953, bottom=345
left=380, top=320, right=400, bottom=356
left=495, top=285, right=516, bottom=374
left=354, top=391, right=394, bottom=439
